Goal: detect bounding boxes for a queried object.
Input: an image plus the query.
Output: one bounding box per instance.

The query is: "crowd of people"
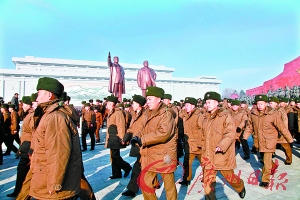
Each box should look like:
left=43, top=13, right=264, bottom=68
left=0, top=77, right=299, bottom=200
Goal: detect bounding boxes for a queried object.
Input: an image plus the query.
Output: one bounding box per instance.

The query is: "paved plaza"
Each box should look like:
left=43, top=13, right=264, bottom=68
left=1, top=128, right=300, bottom=200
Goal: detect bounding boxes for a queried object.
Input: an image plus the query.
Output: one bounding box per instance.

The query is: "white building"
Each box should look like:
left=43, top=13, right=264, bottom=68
left=0, top=56, right=221, bottom=105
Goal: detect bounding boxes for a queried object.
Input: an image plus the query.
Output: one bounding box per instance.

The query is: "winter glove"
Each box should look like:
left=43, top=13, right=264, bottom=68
left=123, top=132, right=133, bottom=143
left=130, top=136, right=142, bottom=147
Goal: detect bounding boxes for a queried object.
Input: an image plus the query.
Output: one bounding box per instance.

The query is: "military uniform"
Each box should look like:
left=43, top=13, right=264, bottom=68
left=244, top=95, right=293, bottom=187
left=202, top=92, right=245, bottom=200
left=10, top=109, right=34, bottom=197
left=105, top=95, right=132, bottom=179
left=231, top=104, right=250, bottom=159
left=135, top=87, right=177, bottom=200
left=94, top=108, right=103, bottom=143
left=139, top=102, right=177, bottom=200
left=1, top=105, right=12, bottom=156
left=81, top=104, right=96, bottom=151
left=181, top=105, right=203, bottom=184
left=275, top=106, right=293, bottom=164
left=6, top=105, right=21, bottom=154
left=122, top=102, right=146, bottom=197
left=28, top=77, right=82, bottom=199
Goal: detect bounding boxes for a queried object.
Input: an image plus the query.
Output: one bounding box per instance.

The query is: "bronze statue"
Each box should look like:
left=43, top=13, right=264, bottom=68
left=108, top=52, right=125, bottom=102
left=137, top=60, right=156, bottom=97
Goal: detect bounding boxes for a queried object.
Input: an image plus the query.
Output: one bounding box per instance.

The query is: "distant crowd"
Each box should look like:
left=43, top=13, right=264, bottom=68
left=1, top=81, right=300, bottom=199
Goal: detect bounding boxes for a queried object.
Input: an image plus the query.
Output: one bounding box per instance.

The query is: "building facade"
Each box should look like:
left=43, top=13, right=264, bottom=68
left=0, top=56, right=221, bottom=105
left=246, top=56, right=300, bottom=97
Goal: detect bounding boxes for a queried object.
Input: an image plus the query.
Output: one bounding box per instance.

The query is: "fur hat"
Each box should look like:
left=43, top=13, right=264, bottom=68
left=22, top=96, right=32, bottom=106
left=255, top=94, right=268, bottom=102
left=107, top=95, right=118, bottom=104
left=124, top=104, right=131, bottom=108
left=31, top=93, right=38, bottom=102
left=1, top=103, right=8, bottom=109
left=279, top=97, right=288, bottom=103
left=132, top=94, right=146, bottom=106
left=36, top=77, right=64, bottom=98
left=163, top=94, right=172, bottom=100
left=241, top=100, right=247, bottom=104
left=204, top=91, right=221, bottom=102
left=146, top=86, right=164, bottom=98
left=295, top=98, right=300, bottom=104
left=184, top=97, right=197, bottom=106
left=231, top=100, right=240, bottom=106
left=268, top=97, right=279, bottom=103
left=60, top=92, right=67, bottom=101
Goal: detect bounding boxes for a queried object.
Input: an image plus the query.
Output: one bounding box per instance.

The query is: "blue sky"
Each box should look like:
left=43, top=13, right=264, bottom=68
left=1, top=0, right=299, bottom=95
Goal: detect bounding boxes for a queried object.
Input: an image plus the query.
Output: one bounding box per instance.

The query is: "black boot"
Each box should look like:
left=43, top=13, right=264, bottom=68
left=179, top=179, right=190, bottom=186
left=259, top=182, right=269, bottom=188
left=122, top=190, right=136, bottom=197
left=238, top=187, right=246, bottom=199
left=7, top=193, right=17, bottom=197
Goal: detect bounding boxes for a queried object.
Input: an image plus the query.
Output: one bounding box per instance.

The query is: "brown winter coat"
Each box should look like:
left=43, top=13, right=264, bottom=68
left=105, top=107, right=126, bottom=148
left=82, top=110, right=96, bottom=130
left=10, top=110, right=20, bottom=134
left=231, top=108, right=248, bottom=139
left=95, top=112, right=103, bottom=126
left=29, top=101, right=82, bottom=199
left=140, top=103, right=177, bottom=172
left=126, top=109, right=145, bottom=138
left=201, top=108, right=236, bottom=170
left=168, top=104, right=179, bottom=125
left=18, top=110, right=34, bottom=158
left=20, top=110, right=34, bottom=143
left=276, top=107, right=289, bottom=144
left=124, top=108, right=145, bottom=157
left=243, top=106, right=293, bottom=153
left=182, top=108, right=203, bottom=154
left=125, top=110, right=132, bottom=129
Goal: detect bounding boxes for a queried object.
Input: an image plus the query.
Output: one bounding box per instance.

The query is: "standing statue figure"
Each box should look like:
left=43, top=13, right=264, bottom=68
left=137, top=60, right=156, bottom=97
left=108, top=52, right=125, bottom=102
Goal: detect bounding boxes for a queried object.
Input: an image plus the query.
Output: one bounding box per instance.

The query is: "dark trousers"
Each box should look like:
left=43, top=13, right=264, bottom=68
left=5, top=133, right=20, bottom=154
left=127, top=156, right=141, bottom=193
left=110, top=149, right=131, bottom=177
left=78, top=173, right=96, bottom=200
left=14, top=157, right=30, bottom=195
left=240, top=138, right=250, bottom=158
left=295, top=132, right=300, bottom=143
left=82, top=129, right=95, bottom=150
left=182, top=142, right=190, bottom=181
left=0, top=138, right=3, bottom=164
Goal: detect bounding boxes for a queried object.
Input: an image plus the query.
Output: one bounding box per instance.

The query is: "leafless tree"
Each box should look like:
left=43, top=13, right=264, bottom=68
left=222, top=88, right=236, bottom=99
